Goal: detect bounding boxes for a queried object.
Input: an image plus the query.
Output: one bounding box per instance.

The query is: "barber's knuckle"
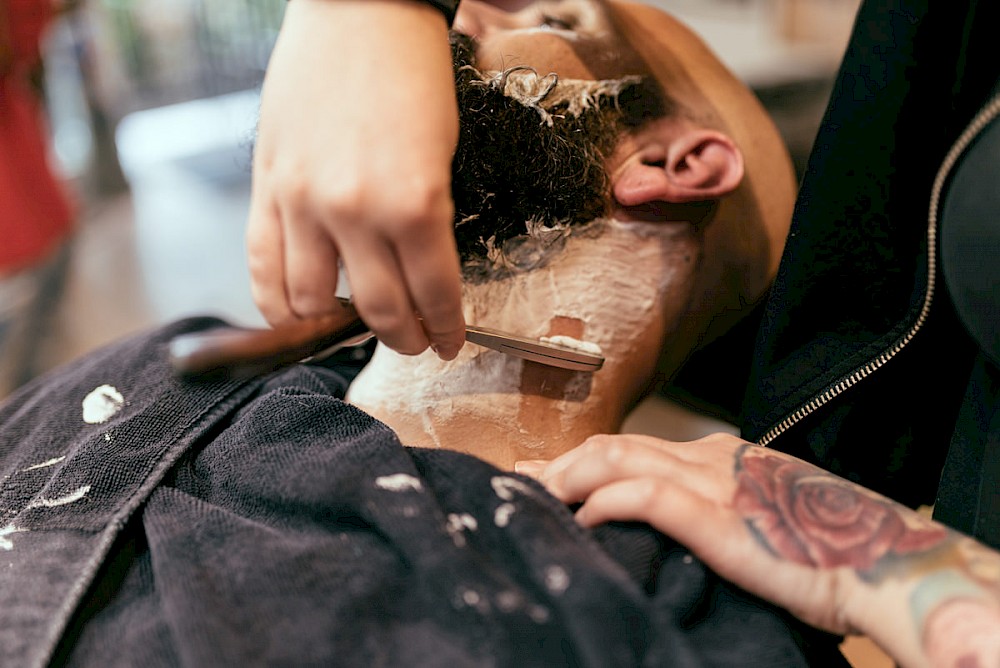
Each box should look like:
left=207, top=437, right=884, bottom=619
left=410, top=174, right=451, bottom=204
left=419, top=299, right=463, bottom=328
left=602, top=440, right=631, bottom=467
left=288, top=284, right=328, bottom=314
left=583, top=433, right=613, bottom=450
left=394, top=180, right=454, bottom=228
left=353, top=296, right=417, bottom=343
left=351, top=293, right=395, bottom=324
left=272, top=169, right=312, bottom=205
left=700, top=432, right=743, bottom=453
left=583, top=434, right=628, bottom=465
left=246, top=242, right=270, bottom=278
left=634, top=478, right=669, bottom=509
left=317, top=182, right=369, bottom=222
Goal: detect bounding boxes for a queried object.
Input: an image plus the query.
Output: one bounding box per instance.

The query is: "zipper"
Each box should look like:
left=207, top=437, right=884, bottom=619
left=758, top=92, right=1000, bottom=447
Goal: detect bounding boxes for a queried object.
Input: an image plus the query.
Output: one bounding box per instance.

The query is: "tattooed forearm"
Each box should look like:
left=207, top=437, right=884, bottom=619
left=732, top=445, right=949, bottom=574
left=732, top=445, right=1000, bottom=668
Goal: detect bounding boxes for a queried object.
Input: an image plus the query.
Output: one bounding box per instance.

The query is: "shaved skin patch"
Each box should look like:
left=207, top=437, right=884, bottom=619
left=518, top=317, right=590, bottom=434
left=517, top=316, right=593, bottom=456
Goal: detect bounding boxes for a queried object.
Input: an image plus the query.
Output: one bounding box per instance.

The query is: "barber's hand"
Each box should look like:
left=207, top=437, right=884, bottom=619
left=518, top=434, right=886, bottom=635
left=249, top=0, right=465, bottom=359
left=520, top=434, right=1000, bottom=668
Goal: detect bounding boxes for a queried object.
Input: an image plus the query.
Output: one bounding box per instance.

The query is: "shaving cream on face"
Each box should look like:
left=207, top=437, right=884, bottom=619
left=498, top=218, right=695, bottom=353
left=467, top=218, right=695, bottom=440
left=347, top=340, right=524, bottom=418
left=351, top=220, right=694, bottom=391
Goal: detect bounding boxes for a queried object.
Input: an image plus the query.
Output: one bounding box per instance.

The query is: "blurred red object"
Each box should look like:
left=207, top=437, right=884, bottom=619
left=0, top=0, right=76, bottom=275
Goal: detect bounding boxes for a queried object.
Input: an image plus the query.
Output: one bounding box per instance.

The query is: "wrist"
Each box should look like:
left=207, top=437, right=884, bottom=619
left=840, top=570, right=928, bottom=668
left=277, top=0, right=457, bottom=75
left=841, top=533, right=1000, bottom=668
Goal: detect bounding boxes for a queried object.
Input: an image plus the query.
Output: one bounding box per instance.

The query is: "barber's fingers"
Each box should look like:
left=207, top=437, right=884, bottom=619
left=280, top=200, right=343, bottom=320
left=306, top=174, right=464, bottom=358
left=520, top=433, right=749, bottom=576
left=536, top=433, right=738, bottom=505
left=392, top=204, right=466, bottom=360
left=251, top=175, right=464, bottom=357
left=526, top=433, right=747, bottom=564
left=337, top=236, right=430, bottom=357
left=573, top=475, right=748, bottom=563
left=566, top=474, right=825, bottom=622
left=247, top=193, right=294, bottom=326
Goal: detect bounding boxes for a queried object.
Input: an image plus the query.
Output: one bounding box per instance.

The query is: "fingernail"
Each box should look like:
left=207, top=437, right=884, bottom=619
left=434, top=343, right=462, bottom=361
left=514, top=460, right=547, bottom=477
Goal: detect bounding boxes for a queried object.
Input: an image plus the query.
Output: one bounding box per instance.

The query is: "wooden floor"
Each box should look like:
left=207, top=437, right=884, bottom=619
left=842, top=637, right=894, bottom=668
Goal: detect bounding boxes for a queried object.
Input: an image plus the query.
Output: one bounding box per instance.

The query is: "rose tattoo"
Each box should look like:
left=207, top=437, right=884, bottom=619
left=733, top=447, right=948, bottom=573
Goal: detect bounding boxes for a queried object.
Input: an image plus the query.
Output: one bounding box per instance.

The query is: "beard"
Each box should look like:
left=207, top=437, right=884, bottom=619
left=449, top=32, right=647, bottom=280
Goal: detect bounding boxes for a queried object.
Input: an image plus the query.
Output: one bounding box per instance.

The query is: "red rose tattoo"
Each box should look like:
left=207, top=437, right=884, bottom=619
left=733, top=447, right=948, bottom=572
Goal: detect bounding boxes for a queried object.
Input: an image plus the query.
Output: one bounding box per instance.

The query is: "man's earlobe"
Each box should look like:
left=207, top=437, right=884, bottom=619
left=613, top=130, right=744, bottom=206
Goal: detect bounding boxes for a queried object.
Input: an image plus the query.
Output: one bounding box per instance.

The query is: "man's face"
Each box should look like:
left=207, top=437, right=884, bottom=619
left=448, top=0, right=662, bottom=279
left=453, top=0, right=622, bottom=79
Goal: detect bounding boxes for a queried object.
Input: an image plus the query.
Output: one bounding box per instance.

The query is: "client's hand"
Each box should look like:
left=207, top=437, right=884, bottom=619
left=248, top=0, right=466, bottom=360
left=517, top=433, right=1000, bottom=668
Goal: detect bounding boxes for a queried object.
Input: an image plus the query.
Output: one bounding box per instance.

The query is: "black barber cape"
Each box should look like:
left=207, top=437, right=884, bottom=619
left=0, top=319, right=840, bottom=668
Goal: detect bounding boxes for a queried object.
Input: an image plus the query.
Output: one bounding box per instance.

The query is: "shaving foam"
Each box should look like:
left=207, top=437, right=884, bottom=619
left=538, top=335, right=603, bottom=356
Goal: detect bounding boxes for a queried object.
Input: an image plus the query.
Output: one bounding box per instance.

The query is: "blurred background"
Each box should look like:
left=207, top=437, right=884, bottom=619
left=4, top=0, right=891, bottom=664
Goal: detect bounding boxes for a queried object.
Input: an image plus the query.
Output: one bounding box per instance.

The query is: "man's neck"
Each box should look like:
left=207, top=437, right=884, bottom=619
left=346, top=337, right=628, bottom=470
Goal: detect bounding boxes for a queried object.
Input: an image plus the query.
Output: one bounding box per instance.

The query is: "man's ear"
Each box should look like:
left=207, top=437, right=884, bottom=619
left=612, top=128, right=744, bottom=206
